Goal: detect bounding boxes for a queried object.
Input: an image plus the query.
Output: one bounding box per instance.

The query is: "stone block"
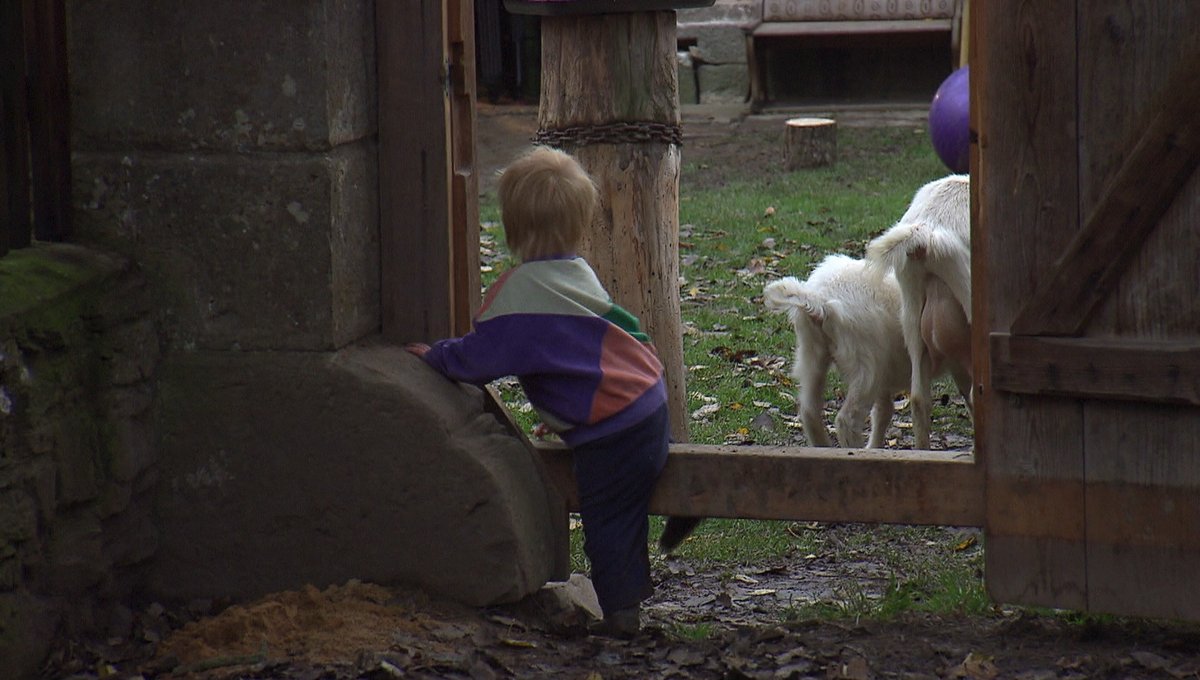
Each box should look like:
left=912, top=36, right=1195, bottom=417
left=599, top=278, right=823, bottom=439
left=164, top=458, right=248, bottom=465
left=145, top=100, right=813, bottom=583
left=103, top=319, right=160, bottom=386
left=102, top=503, right=157, bottom=569
left=48, top=416, right=101, bottom=506
left=679, top=24, right=751, bottom=65
left=149, top=341, right=563, bottom=607
left=0, top=592, right=61, bottom=680
left=46, top=512, right=106, bottom=594
left=107, top=416, right=155, bottom=484
left=68, top=0, right=374, bottom=153
left=677, top=0, right=760, bottom=25
left=0, top=490, right=37, bottom=544
left=678, top=53, right=699, bottom=105
left=73, top=142, right=379, bottom=351
left=698, top=63, right=750, bottom=104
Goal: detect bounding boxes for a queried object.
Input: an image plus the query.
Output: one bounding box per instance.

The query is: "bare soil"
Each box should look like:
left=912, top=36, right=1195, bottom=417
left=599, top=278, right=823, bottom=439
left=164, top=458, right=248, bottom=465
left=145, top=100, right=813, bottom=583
left=41, top=105, right=1200, bottom=680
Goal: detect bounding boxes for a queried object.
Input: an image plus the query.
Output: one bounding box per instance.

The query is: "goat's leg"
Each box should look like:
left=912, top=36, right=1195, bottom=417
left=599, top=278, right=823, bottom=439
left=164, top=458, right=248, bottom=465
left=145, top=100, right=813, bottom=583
left=867, top=396, right=896, bottom=449
left=898, top=270, right=932, bottom=449
left=795, top=357, right=834, bottom=447
left=834, top=389, right=871, bottom=449
left=949, top=361, right=974, bottom=425
left=910, top=350, right=934, bottom=450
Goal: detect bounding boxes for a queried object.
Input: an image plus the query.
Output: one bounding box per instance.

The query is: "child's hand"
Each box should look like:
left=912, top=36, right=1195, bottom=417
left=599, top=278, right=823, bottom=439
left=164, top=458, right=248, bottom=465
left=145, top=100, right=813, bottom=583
left=404, top=343, right=431, bottom=358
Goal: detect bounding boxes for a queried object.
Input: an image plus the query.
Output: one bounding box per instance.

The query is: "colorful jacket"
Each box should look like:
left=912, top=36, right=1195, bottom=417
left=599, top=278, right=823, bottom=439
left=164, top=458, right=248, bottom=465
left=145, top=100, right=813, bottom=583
left=423, top=256, right=666, bottom=446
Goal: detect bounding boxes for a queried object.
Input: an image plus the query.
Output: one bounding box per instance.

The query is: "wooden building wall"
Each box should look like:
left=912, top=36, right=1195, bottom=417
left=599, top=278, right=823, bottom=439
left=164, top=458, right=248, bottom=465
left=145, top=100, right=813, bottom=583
left=976, top=2, right=1200, bottom=619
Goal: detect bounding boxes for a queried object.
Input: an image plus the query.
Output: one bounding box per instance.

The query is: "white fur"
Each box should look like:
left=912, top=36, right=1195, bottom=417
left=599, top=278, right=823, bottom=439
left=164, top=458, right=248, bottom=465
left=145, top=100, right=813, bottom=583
left=763, top=254, right=909, bottom=449
left=866, top=174, right=973, bottom=449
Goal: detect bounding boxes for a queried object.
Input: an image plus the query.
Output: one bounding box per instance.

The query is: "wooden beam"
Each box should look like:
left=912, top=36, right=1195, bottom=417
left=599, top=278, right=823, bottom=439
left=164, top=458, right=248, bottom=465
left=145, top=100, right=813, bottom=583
left=376, top=0, right=453, bottom=343
left=1, top=0, right=33, bottom=254
left=26, top=0, right=70, bottom=242
left=752, top=19, right=953, bottom=38
left=990, top=333, right=1200, bottom=406
left=1008, top=43, right=1200, bottom=337
left=535, top=441, right=983, bottom=527
left=446, top=0, right=480, bottom=336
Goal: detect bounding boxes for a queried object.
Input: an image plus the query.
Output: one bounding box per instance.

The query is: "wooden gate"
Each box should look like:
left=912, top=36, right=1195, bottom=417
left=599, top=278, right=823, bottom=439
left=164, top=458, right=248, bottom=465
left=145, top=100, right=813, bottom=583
left=377, top=0, right=480, bottom=343
left=975, top=2, right=1200, bottom=619
left=388, top=0, right=1200, bottom=622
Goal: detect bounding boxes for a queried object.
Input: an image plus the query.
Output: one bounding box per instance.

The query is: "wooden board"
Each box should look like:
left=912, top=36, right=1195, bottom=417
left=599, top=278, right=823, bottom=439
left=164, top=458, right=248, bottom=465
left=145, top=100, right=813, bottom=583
left=446, top=0, right=481, bottom=335
left=377, top=1, right=454, bottom=343
left=976, top=1, right=1087, bottom=611
left=1074, top=0, right=1200, bottom=620
left=752, top=19, right=953, bottom=38
left=982, top=0, right=1200, bottom=620
left=535, top=441, right=983, bottom=527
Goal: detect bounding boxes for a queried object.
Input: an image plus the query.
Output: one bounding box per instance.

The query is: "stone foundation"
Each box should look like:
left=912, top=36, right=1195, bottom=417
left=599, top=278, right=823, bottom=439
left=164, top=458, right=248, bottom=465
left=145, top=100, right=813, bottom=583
left=0, top=244, right=160, bottom=675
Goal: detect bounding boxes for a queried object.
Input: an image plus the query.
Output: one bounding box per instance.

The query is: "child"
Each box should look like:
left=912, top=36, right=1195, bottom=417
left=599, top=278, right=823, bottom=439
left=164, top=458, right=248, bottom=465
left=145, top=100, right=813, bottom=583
left=405, top=146, right=680, bottom=637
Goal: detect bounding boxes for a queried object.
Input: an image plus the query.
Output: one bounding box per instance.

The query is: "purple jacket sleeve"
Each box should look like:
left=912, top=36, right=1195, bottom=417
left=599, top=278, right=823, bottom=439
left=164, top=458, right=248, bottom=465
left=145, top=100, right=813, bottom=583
left=421, top=316, right=540, bottom=386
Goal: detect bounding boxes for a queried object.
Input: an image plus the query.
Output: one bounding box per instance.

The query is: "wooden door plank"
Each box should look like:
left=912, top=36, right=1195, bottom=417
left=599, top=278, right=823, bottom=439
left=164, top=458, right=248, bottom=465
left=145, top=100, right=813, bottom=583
left=977, top=2, right=1087, bottom=611
left=447, top=0, right=480, bottom=336
left=1075, top=1, right=1200, bottom=622
left=1084, top=401, right=1200, bottom=619
left=990, top=334, right=1200, bottom=406
left=1008, top=41, right=1200, bottom=338
left=26, top=0, right=70, bottom=242
left=534, top=441, right=983, bottom=527
left=377, top=1, right=453, bottom=343
left=1, top=0, right=33, bottom=253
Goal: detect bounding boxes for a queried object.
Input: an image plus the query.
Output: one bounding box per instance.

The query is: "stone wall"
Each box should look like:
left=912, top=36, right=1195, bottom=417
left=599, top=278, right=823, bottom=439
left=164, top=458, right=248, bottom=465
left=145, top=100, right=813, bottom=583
left=3, top=3, right=577, bottom=676
left=0, top=244, right=160, bottom=676
left=69, top=0, right=379, bottom=352
left=43, top=2, right=561, bottom=675
left=677, top=0, right=758, bottom=105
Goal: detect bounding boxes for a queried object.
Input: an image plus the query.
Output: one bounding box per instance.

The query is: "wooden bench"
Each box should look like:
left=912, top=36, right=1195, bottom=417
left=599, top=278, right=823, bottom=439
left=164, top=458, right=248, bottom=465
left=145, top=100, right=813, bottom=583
left=745, top=0, right=965, bottom=110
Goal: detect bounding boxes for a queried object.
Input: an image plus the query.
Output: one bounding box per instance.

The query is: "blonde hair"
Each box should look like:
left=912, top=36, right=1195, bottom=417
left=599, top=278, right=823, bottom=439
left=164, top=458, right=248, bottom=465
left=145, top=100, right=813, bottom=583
left=497, top=146, right=598, bottom=261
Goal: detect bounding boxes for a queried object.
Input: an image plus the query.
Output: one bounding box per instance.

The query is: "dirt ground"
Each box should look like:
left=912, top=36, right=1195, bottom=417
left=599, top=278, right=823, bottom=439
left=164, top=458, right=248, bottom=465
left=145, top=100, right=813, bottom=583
left=41, top=105, right=1200, bottom=680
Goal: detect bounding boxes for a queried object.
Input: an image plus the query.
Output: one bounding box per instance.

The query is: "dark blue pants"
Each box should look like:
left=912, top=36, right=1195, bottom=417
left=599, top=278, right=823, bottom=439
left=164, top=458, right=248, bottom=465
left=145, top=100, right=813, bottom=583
left=571, top=404, right=670, bottom=616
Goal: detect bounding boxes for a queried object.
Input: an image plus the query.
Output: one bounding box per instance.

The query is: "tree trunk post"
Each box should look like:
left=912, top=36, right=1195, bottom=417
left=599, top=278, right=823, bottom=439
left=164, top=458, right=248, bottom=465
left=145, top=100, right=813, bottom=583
left=535, top=11, right=689, bottom=442
left=784, top=117, right=837, bottom=170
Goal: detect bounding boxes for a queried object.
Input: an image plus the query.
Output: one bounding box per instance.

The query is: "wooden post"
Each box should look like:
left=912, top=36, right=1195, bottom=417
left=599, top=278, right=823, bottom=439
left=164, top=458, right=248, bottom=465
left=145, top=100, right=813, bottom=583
left=534, top=10, right=690, bottom=442
left=784, top=117, right=836, bottom=170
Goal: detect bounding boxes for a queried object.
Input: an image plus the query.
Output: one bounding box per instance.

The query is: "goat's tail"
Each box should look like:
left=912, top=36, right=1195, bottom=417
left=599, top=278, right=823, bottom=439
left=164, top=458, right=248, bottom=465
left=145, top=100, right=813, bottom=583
left=763, top=277, right=828, bottom=326
left=865, top=220, right=965, bottom=276
left=659, top=516, right=703, bottom=554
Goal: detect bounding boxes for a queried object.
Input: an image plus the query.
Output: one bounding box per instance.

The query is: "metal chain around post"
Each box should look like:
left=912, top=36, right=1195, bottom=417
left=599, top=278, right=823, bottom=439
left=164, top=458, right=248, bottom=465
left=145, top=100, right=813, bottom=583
left=533, top=121, right=684, bottom=148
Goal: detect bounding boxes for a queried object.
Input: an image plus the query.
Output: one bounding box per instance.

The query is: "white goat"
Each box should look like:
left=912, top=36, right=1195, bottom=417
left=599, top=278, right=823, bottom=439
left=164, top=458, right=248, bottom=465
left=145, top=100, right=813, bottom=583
left=763, top=254, right=910, bottom=449
left=865, top=174, right=973, bottom=449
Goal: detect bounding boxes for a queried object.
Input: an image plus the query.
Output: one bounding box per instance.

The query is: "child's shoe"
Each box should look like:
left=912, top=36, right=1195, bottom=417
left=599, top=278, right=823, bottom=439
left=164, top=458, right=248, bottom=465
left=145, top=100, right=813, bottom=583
left=590, top=605, right=641, bottom=639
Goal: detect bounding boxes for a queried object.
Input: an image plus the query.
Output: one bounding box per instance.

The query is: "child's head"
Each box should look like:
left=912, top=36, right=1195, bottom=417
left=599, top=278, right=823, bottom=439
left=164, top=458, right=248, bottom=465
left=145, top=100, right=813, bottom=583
left=497, top=146, right=598, bottom=261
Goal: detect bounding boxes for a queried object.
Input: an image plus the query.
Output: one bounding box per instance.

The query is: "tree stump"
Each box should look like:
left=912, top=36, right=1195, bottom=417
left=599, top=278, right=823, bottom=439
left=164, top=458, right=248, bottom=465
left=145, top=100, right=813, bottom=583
left=538, top=11, right=689, bottom=442
left=784, top=117, right=837, bottom=169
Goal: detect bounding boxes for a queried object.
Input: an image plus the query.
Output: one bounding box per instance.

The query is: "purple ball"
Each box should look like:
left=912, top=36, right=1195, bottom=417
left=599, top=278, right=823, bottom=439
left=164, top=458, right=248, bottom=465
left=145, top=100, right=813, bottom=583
left=929, top=66, right=970, bottom=174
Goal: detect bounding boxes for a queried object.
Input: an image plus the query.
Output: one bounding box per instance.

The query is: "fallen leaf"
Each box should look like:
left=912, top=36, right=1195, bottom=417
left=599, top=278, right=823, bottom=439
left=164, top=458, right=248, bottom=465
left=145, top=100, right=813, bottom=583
left=948, top=652, right=999, bottom=680
left=691, top=403, right=720, bottom=419
left=750, top=412, right=775, bottom=431
left=733, top=574, right=759, bottom=584
left=1130, top=651, right=1169, bottom=670
left=500, top=638, right=537, bottom=649
left=832, top=656, right=871, bottom=680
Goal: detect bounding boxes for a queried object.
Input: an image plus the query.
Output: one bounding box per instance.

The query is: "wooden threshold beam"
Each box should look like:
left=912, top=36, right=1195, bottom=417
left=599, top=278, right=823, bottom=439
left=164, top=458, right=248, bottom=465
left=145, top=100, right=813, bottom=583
left=533, top=441, right=983, bottom=527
